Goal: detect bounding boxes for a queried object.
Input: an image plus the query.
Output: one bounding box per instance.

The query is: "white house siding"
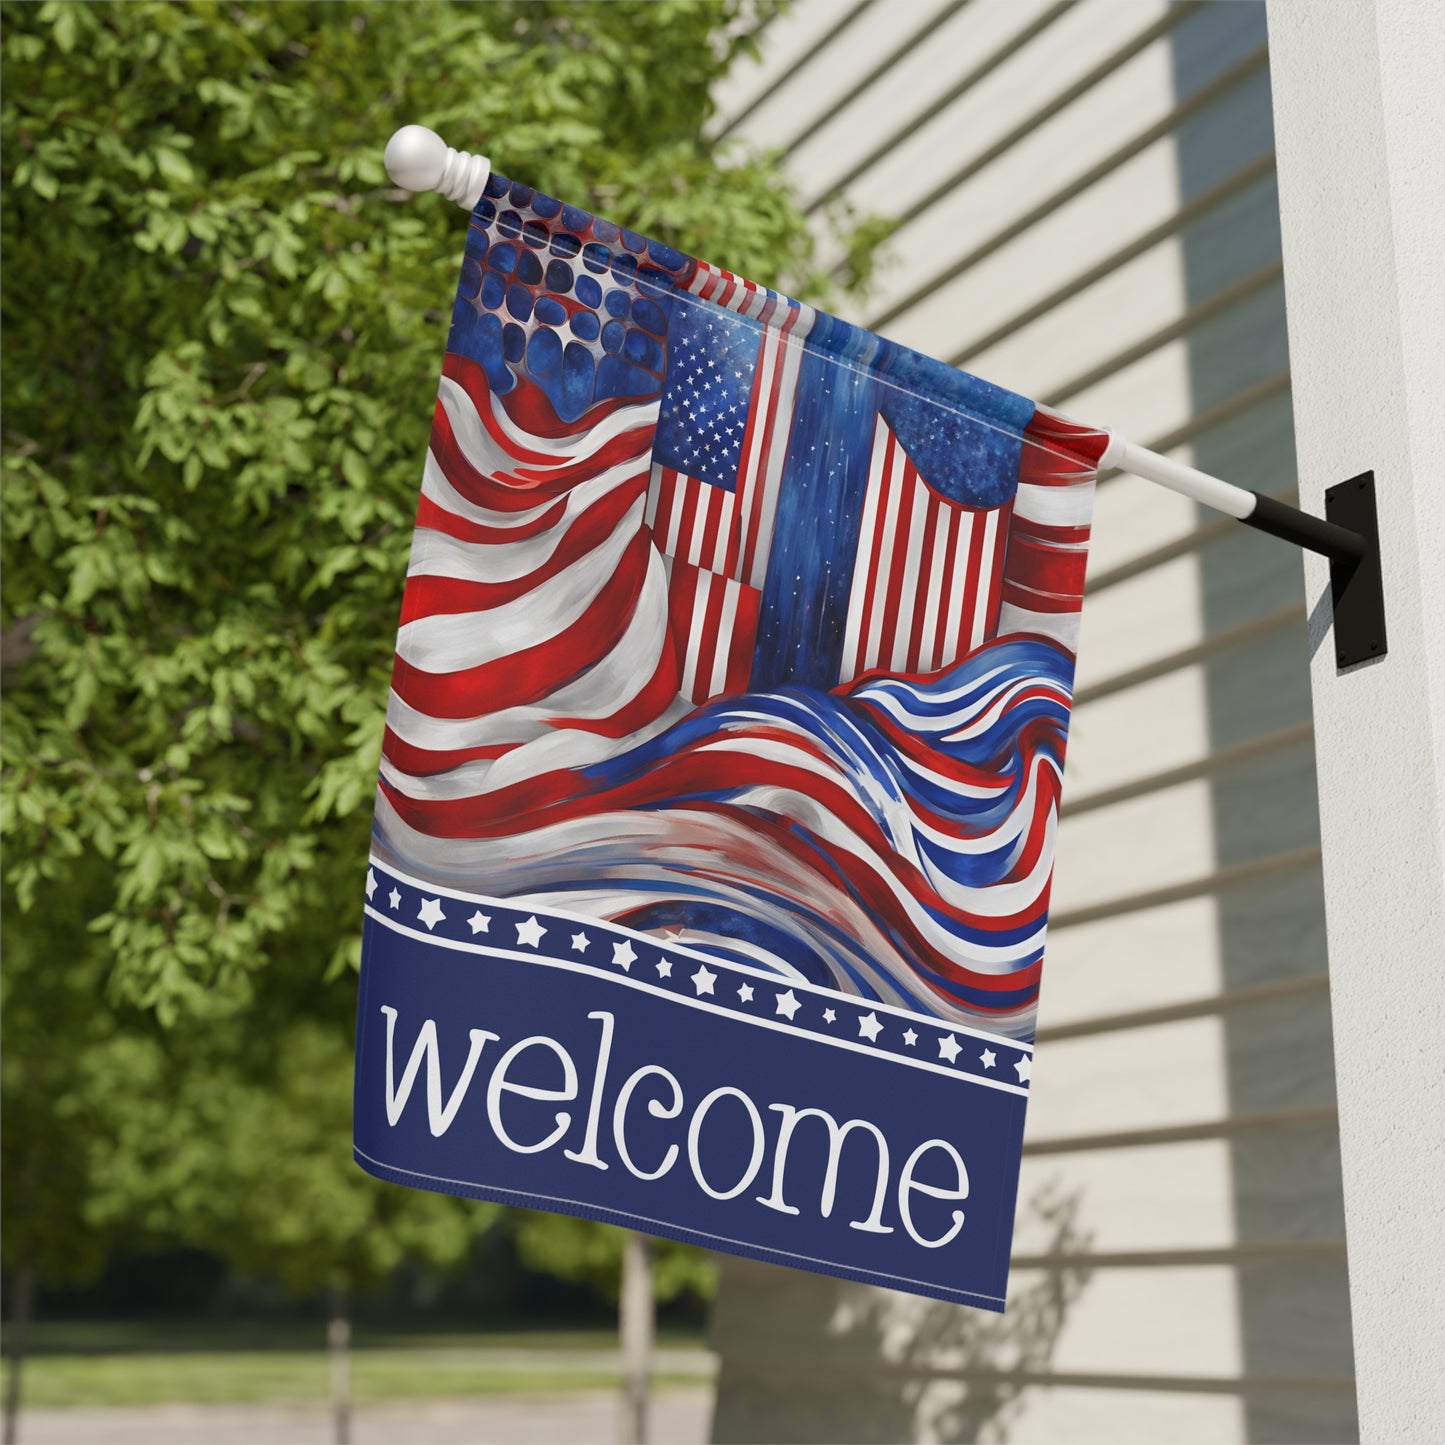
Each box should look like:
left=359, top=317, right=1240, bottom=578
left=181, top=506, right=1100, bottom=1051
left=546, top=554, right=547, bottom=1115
left=705, top=3, right=1356, bottom=1441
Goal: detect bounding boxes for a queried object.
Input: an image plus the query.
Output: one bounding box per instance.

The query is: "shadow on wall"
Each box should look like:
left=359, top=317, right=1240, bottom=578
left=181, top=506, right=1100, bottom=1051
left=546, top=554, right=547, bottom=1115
left=708, top=1181, right=1092, bottom=1445
left=1169, top=3, right=1358, bottom=1442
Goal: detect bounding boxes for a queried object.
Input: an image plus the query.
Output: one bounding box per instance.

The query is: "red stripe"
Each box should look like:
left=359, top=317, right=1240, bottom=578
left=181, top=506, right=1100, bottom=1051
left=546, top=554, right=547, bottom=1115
left=905, top=493, right=941, bottom=672
left=985, top=501, right=1012, bottom=635
left=649, top=469, right=678, bottom=550
left=695, top=570, right=731, bottom=701
left=1000, top=580, right=1087, bottom=613
left=854, top=430, right=896, bottom=676
left=665, top=561, right=698, bottom=679
left=562, top=634, right=681, bottom=740
left=390, top=528, right=651, bottom=718
left=875, top=448, right=916, bottom=670
left=696, top=484, right=727, bottom=570
left=960, top=501, right=988, bottom=648
left=381, top=728, right=511, bottom=778
left=414, top=491, right=566, bottom=546
left=929, top=504, right=961, bottom=671
left=725, top=584, right=761, bottom=693
left=439, top=356, right=556, bottom=464
left=438, top=357, right=657, bottom=490
left=1019, top=406, right=1109, bottom=477
left=675, top=477, right=703, bottom=567
left=1011, top=518, right=1091, bottom=547
left=1001, top=535, right=1088, bottom=596
left=400, top=478, right=646, bottom=624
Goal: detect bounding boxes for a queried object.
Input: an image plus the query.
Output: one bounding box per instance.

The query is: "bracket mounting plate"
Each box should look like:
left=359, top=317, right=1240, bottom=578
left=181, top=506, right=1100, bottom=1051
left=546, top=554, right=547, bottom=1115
left=1325, top=471, right=1386, bottom=669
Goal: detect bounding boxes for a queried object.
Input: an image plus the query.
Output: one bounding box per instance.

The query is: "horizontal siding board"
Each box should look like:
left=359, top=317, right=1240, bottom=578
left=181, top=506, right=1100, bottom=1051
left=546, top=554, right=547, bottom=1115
left=1024, top=1017, right=1233, bottom=1139
left=787, top=0, right=1062, bottom=189
left=1042, top=896, right=1224, bottom=1023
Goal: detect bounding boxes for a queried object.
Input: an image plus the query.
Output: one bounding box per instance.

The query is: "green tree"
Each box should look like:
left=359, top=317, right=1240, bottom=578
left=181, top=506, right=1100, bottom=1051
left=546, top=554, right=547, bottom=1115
left=1, top=1, right=879, bottom=1423
left=2, top=0, right=872, bottom=1019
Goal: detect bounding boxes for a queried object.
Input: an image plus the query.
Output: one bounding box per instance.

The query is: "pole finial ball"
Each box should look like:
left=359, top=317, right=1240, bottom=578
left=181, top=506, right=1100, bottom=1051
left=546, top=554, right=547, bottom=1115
left=385, top=125, right=448, bottom=193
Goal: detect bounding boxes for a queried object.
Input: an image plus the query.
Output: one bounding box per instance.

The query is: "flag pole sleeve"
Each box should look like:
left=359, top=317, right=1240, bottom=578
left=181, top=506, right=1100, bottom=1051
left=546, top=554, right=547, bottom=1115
left=1099, top=429, right=1365, bottom=565
left=384, top=125, right=490, bottom=210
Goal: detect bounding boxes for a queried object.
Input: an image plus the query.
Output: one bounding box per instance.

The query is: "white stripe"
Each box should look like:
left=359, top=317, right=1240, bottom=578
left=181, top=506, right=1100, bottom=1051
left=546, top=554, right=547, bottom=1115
left=438, top=376, right=656, bottom=473
left=419, top=449, right=638, bottom=538
left=745, top=313, right=814, bottom=589
left=476, top=383, right=659, bottom=461
left=682, top=482, right=720, bottom=570
left=396, top=499, right=643, bottom=672
left=709, top=579, right=741, bottom=698
left=662, top=475, right=687, bottom=556
left=679, top=569, right=713, bottom=699
left=840, top=416, right=892, bottom=684
left=891, top=474, right=930, bottom=671
left=644, top=462, right=664, bottom=529
left=709, top=488, right=733, bottom=573
left=995, top=601, right=1082, bottom=651
left=939, top=509, right=974, bottom=669
left=382, top=702, right=684, bottom=801
left=864, top=435, right=907, bottom=672
left=921, top=504, right=954, bottom=673
left=1013, top=479, right=1094, bottom=527
left=407, top=474, right=641, bottom=585
left=971, top=508, right=1000, bottom=650
left=385, top=552, right=677, bottom=754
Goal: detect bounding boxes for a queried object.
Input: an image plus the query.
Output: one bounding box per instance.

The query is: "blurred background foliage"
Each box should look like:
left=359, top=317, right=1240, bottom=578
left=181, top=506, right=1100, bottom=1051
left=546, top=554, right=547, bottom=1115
left=0, top=0, right=878, bottom=1359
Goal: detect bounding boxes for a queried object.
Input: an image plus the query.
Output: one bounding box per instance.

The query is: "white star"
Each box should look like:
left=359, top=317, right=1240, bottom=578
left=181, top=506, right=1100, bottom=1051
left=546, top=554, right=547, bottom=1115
left=738, top=983, right=754, bottom=1002
left=691, top=964, right=716, bottom=996
left=903, top=1028, right=918, bottom=1047
left=612, top=940, right=636, bottom=971
left=365, top=869, right=377, bottom=900
left=388, top=887, right=401, bottom=911
left=980, top=1049, right=997, bottom=1070
left=571, top=932, right=590, bottom=953
left=417, top=897, right=446, bottom=931
left=937, top=1034, right=962, bottom=1064
left=775, top=990, right=801, bottom=1020
left=467, top=910, right=490, bottom=935
left=515, top=916, right=546, bottom=948
left=822, top=1008, right=836, bottom=1024
left=1014, top=1055, right=1032, bottom=1083
left=857, top=1011, right=883, bottom=1043
left=656, top=958, right=673, bottom=978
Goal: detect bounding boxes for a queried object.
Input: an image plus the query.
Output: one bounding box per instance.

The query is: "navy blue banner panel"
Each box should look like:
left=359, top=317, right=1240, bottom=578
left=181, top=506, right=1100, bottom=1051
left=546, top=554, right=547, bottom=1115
left=354, top=176, right=1110, bottom=1312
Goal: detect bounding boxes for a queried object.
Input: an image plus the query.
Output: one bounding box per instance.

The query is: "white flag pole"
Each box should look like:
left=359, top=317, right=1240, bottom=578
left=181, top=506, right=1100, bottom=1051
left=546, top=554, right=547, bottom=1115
left=384, top=125, right=490, bottom=210
left=1099, top=430, right=1364, bottom=563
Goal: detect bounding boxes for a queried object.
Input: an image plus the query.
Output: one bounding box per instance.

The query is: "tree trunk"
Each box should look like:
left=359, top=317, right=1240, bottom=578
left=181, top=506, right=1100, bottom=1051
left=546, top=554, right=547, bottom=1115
left=327, top=1281, right=351, bottom=1445
left=3, top=1267, right=35, bottom=1445
left=619, top=1231, right=654, bottom=1445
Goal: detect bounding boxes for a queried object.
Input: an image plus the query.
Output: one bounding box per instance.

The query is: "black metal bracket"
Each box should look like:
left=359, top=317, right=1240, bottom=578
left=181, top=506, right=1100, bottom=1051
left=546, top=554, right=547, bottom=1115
left=1241, top=471, right=1386, bottom=669
left=1324, top=471, right=1387, bottom=668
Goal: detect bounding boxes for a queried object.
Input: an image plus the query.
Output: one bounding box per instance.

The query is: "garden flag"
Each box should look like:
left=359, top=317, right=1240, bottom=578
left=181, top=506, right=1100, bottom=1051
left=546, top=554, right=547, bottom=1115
left=353, top=174, right=1107, bottom=1313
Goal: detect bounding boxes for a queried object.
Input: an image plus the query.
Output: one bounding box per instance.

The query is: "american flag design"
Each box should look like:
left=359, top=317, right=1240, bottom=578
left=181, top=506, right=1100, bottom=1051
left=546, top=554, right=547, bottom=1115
left=369, top=173, right=1107, bottom=1043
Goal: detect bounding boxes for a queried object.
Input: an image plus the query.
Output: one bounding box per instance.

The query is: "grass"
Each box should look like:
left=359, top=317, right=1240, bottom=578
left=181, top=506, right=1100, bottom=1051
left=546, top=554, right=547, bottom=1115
left=0, top=1325, right=715, bottom=1410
